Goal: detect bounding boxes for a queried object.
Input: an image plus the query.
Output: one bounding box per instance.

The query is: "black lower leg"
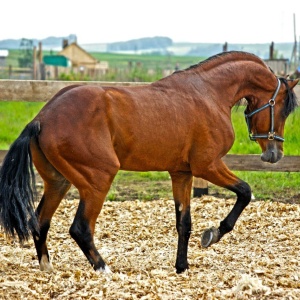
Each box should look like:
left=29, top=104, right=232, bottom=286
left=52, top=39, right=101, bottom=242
left=32, top=220, right=50, bottom=262
left=218, top=180, right=252, bottom=238
left=31, top=196, right=51, bottom=262
left=69, top=201, right=105, bottom=270
left=201, top=180, right=251, bottom=248
left=175, top=203, right=191, bottom=273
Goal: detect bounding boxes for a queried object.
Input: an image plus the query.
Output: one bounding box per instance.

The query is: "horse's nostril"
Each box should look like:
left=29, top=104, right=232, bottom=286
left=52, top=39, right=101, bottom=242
left=271, top=151, right=276, bottom=162
left=261, top=149, right=279, bottom=163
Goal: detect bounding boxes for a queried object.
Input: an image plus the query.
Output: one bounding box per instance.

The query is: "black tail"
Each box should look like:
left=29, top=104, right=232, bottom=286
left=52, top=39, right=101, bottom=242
left=0, top=121, right=40, bottom=242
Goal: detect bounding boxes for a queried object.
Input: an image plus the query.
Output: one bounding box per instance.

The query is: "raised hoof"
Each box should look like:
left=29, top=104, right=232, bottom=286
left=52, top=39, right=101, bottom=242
left=201, top=227, right=220, bottom=248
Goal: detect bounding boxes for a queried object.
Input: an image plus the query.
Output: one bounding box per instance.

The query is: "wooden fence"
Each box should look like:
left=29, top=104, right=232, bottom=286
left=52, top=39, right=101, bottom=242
left=0, top=66, right=32, bottom=80
left=1, top=80, right=300, bottom=196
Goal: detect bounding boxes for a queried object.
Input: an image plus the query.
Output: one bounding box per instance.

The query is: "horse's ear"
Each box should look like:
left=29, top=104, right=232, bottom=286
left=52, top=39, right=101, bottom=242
left=288, top=79, right=299, bottom=89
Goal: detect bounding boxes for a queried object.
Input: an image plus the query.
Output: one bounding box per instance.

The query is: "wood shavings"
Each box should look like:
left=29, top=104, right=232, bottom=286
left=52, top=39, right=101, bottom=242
left=0, top=192, right=300, bottom=299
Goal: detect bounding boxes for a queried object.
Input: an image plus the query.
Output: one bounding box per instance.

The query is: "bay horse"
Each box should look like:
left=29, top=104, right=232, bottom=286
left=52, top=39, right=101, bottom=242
left=0, top=51, right=298, bottom=274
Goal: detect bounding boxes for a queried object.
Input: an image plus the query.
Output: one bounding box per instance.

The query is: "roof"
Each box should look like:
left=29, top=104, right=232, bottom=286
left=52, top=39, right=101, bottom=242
left=58, top=42, right=98, bottom=66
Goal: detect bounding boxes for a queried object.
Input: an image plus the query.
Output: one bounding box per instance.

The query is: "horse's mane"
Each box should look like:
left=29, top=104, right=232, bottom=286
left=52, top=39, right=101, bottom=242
left=177, top=51, right=269, bottom=73
left=279, top=77, right=298, bottom=117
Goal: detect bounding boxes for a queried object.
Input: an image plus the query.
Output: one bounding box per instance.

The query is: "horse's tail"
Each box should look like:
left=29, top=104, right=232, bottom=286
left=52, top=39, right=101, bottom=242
left=0, top=121, right=40, bottom=242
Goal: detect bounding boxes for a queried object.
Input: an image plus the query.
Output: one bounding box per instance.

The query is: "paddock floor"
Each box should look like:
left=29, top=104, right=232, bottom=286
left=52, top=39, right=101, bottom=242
left=0, top=185, right=300, bottom=299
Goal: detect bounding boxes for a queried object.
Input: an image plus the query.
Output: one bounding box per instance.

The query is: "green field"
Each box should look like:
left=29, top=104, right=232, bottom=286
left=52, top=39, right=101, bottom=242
left=92, top=52, right=203, bottom=70
left=4, top=49, right=204, bottom=69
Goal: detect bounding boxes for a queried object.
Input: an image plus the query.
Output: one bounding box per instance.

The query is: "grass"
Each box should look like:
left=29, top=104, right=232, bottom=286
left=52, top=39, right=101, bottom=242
left=0, top=102, right=45, bottom=149
left=107, top=171, right=172, bottom=201
left=90, top=52, right=204, bottom=71
left=0, top=102, right=299, bottom=201
left=231, top=171, right=299, bottom=201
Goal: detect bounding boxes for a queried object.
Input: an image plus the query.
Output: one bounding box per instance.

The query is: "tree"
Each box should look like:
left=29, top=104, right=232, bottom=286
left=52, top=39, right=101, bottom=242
left=18, top=38, right=33, bottom=68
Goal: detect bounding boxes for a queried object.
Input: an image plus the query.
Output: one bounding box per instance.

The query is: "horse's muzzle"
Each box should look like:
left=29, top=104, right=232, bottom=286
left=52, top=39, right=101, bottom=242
left=261, top=148, right=283, bottom=163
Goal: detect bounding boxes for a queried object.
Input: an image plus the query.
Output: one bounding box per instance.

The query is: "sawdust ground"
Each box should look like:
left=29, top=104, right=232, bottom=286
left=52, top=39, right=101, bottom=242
left=0, top=181, right=300, bottom=299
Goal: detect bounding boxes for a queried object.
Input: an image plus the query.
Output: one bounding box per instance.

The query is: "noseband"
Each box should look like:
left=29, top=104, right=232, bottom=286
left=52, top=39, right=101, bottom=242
left=244, top=78, right=284, bottom=142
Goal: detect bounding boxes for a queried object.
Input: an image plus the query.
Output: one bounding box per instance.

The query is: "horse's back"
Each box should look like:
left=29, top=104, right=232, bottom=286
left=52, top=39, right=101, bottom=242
left=32, top=84, right=194, bottom=172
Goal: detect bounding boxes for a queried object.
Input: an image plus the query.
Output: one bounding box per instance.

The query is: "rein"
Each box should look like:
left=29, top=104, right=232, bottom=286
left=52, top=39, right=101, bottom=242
left=244, top=78, right=284, bottom=142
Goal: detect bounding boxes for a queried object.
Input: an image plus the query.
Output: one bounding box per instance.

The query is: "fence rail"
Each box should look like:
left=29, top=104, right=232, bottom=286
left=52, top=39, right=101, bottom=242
left=0, top=79, right=300, bottom=102
left=0, top=79, right=146, bottom=102
left=1, top=80, right=299, bottom=196
left=0, top=67, right=33, bottom=80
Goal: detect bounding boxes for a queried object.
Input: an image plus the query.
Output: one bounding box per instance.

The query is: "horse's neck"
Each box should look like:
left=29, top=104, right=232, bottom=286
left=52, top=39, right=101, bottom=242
left=198, top=62, right=273, bottom=105
left=157, top=58, right=273, bottom=107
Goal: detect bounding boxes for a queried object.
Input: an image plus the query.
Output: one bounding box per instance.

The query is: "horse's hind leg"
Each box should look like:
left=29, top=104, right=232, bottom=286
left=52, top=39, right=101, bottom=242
left=34, top=179, right=70, bottom=271
left=169, top=171, right=193, bottom=274
left=37, top=125, right=120, bottom=272
left=31, top=142, right=71, bottom=271
left=69, top=168, right=117, bottom=273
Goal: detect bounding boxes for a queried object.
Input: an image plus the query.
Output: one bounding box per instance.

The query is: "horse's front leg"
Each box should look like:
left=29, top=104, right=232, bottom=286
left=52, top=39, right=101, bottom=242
left=169, top=171, right=193, bottom=274
left=195, top=160, right=252, bottom=248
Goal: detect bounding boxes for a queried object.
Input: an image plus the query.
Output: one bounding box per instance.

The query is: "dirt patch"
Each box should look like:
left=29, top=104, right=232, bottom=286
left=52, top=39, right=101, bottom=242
left=0, top=177, right=300, bottom=299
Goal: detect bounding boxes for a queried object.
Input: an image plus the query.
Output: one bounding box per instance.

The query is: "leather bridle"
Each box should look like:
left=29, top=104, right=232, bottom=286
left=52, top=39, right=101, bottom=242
left=244, top=78, right=284, bottom=142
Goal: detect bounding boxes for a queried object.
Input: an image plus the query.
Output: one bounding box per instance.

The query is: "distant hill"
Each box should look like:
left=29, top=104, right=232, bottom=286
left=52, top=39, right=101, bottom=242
left=107, top=36, right=172, bottom=53
left=0, top=34, right=77, bottom=51
left=82, top=38, right=295, bottom=60
left=0, top=35, right=295, bottom=59
left=173, top=42, right=294, bottom=59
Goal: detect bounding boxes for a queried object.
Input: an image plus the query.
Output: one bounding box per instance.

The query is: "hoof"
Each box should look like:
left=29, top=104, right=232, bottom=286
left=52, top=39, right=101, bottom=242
left=96, top=265, right=112, bottom=274
left=201, top=227, right=220, bottom=248
left=176, top=265, right=189, bottom=274
left=39, top=255, right=54, bottom=272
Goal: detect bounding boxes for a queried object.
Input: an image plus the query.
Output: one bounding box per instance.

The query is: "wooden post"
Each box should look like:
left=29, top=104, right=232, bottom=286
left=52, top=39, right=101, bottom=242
left=38, top=42, right=46, bottom=80
left=38, top=42, right=42, bottom=63
left=269, top=41, right=274, bottom=59
left=193, top=177, right=208, bottom=197
left=54, top=66, right=58, bottom=79
left=8, top=65, right=12, bottom=79
left=33, top=46, right=37, bottom=80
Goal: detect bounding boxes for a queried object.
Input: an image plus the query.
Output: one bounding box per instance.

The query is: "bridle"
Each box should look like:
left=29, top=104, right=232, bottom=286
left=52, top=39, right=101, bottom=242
left=244, top=78, right=284, bottom=142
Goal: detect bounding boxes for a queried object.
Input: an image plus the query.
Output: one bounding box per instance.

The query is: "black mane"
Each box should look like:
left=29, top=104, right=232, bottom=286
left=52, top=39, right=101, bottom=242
left=179, top=51, right=263, bottom=73
left=279, top=77, right=298, bottom=117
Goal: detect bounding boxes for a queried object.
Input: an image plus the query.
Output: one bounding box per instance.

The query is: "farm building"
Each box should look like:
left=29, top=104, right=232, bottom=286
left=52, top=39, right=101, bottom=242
left=43, top=41, right=108, bottom=79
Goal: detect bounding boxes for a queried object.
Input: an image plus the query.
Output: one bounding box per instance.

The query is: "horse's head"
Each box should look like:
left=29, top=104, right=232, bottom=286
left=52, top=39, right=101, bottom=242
left=244, top=77, right=299, bottom=163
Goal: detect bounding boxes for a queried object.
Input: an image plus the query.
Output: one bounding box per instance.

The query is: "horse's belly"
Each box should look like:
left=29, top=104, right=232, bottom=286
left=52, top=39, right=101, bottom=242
left=116, top=147, right=190, bottom=172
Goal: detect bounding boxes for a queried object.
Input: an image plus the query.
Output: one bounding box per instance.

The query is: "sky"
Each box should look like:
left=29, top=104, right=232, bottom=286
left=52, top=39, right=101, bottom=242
left=1, top=0, right=300, bottom=45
